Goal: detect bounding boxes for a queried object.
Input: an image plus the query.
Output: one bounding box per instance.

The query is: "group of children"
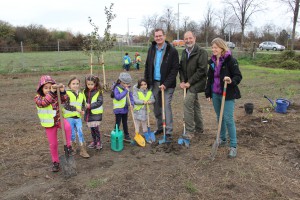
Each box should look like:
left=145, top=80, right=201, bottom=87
left=35, top=72, right=153, bottom=172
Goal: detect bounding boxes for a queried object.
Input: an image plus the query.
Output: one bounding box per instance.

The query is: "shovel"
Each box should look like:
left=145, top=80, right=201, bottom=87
left=211, top=81, right=227, bottom=161
left=158, top=88, right=170, bottom=144
left=55, top=84, right=77, bottom=178
left=178, top=88, right=190, bottom=147
left=127, top=93, right=146, bottom=147
left=144, top=104, right=155, bottom=143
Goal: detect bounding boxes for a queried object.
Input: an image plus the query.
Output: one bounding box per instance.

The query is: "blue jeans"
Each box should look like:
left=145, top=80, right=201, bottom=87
left=66, top=118, right=85, bottom=143
left=212, top=93, right=237, bottom=147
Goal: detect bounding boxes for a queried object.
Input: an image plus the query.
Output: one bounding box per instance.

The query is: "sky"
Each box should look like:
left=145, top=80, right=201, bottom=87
left=0, top=0, right=295, bottom=36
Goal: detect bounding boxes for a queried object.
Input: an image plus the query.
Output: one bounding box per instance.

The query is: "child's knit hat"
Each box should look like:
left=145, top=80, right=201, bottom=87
left=119, top=72, right=132, bottom=84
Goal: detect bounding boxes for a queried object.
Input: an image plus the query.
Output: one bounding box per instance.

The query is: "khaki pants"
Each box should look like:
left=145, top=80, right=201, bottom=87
left=184, top=90, right=204, bottom=133
left=134, top=119, right=147, bottom=133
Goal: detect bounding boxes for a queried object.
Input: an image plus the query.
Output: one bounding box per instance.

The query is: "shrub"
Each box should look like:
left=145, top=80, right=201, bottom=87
left=279, top=59, right=300, bottom=70
left=280, top=50, right=296, bottom=60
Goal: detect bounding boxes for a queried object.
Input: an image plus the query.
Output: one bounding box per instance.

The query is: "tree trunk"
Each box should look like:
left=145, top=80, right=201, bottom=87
left=291, top=0, right=299, bottom=50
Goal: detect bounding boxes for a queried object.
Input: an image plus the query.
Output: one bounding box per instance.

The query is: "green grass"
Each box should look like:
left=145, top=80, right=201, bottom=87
left=239, top=65, right=300, bottom=100
left=185, top=180, right=198, bottom=194
left=86, top=178, right=108, bottom=188
left=0, top=51, right=148, bottom=74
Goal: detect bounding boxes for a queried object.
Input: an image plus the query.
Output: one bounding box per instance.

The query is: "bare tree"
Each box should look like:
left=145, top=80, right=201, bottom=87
left=182, top=16, right=190, bottom=34
left=149, top=14, right=159, bottom=30
left=141, top=16, right=152, bottom=38
left=216, top=7, right=236, bottom=39
left=224, top=0, right=264, bottom=46
left=203, top=3, right=214, bottom=47
left=280, top=0, right=299, bottom=50
left=159, top=7, right=176, bottom=35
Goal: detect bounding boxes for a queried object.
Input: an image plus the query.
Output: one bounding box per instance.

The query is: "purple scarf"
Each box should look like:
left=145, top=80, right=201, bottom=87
left=211, top=51, right=231, bottom=95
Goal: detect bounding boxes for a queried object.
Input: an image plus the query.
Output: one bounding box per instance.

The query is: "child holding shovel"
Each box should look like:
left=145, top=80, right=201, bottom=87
left=63, top=76, right=90, bottom=158
left=34, top=75, right=73, bottom=172
left=133, top=78, right=155, bottom=143
left=83, top=75, right=104, bottom=151
left=111, top=72, right=134, bottom=142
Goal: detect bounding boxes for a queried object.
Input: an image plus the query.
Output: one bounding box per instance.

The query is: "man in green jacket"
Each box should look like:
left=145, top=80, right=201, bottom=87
left=179, top=31, right=208, bottom=139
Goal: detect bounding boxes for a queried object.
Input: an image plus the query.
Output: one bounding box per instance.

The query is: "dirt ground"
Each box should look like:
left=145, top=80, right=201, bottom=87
left=0, top=70, right=300, bottom=200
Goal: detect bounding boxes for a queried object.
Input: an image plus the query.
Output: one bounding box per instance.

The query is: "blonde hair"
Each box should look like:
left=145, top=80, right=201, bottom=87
left=211, top=37, right=229, bottom=56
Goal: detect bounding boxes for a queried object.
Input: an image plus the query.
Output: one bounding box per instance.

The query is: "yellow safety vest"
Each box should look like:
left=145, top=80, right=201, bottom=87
left=134, top=90, right=152, bottom=111
left=83, top=90, right=104, bottom=114
left=113, top=87, right=126, bottom=109
left=63, top=91, right=84, bottom=118
left=36, top=104, right=56, bottom=127
left=136, top=55, right=141, bottom=63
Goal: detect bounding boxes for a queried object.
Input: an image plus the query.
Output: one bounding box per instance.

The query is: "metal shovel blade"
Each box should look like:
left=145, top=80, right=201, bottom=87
left=183, top=138, right=190, bottom=148
left=144, top=131, right=151, bottom=143
left=210, top=139, right=219, bottom=161
left=149, top=131, right=156, bottom=142
left=59, top=154, right=77, bottom=178
left=178, top=137, right=184, bottom=145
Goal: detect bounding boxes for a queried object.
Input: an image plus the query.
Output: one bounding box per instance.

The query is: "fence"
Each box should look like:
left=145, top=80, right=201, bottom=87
left=0, top=42, right=251, bottom=74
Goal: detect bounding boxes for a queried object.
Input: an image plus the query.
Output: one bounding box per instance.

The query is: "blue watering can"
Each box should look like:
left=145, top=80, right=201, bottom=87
left=263, top=95, right=291, bottom=114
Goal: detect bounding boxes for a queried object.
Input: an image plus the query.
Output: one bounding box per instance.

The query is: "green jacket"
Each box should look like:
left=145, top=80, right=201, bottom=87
left=179, top=44, right=208, bottom=93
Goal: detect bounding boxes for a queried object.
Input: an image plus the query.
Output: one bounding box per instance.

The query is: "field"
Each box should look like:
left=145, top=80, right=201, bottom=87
left=0, top=60, right=300, bottom=199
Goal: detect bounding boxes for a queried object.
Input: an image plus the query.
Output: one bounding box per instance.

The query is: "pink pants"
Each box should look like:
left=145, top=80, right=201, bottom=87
left=45, top=119, right=71, bottom=163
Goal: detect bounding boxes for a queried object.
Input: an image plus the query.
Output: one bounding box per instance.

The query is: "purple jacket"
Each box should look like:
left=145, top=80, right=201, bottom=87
left=113, top=84, right=134, bottom=114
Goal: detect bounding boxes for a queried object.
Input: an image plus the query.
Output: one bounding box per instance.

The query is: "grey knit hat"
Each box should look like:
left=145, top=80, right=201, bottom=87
left=119, top=72, right=132, bottom=84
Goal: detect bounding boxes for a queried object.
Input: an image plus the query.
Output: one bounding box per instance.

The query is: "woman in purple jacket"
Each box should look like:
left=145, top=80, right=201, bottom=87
left=205, top=38, right=242, bottom=158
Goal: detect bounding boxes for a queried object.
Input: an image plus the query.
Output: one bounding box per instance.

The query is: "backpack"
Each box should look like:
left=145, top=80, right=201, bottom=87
left=124, top=58, right=129, bottom=65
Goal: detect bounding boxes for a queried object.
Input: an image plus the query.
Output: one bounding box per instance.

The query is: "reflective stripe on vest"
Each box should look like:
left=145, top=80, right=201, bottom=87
left=113, top=87, right=126, bottom=109
left=63, top=91, right=84, bottom=118
left=134, top=90, right=152, bottom=111
left=37, top=104, right=56, bottom=127
left=83, top=90, right=104, bottom=114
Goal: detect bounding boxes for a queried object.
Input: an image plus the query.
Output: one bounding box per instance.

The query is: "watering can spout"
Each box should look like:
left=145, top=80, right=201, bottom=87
left=264, top=95, right=275, bottom=107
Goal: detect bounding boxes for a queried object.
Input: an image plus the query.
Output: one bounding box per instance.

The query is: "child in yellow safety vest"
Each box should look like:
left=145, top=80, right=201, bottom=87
left=133, top=78, right=155, bottom=138
left=63, top=76, right=90, bottom=158
left=111, top=72, right=134, bottom=142
left=83, top=75, right=104, bottom=150
left=34, top=75, right=72, bottom=172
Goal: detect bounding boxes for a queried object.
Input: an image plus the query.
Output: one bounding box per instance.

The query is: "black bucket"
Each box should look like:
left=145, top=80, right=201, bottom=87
left=244, top=103, right=254, bottom=114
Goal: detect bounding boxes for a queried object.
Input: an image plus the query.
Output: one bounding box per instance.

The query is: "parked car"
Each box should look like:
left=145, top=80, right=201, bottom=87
left=226, top=42, right=235, bottom=49
left=172, top=40, right=185, bottom=47
left=259, top=41, right=285, bottom=51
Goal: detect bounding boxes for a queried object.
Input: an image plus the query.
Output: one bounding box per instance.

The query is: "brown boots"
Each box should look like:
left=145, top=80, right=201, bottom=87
left=79, top=143, right=90, bottom=158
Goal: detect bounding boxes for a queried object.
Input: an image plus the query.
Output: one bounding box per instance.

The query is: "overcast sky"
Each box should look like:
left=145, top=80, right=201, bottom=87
left=1, top=0, right=294, bottom=36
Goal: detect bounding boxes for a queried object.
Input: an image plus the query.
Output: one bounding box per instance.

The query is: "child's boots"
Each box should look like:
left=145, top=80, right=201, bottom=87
left=71, top=141, right=77, bottom=155
left=80, top=143, right=90, bottom=158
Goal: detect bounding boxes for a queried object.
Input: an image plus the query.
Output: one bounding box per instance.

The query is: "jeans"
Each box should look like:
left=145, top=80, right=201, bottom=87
left=67, top=118, right=85, bottom=143
left=152, top=81, right=175, bottom=134
left=184, top=90, right=204, bottom=133
left=212, top=93, right=237, bottom=147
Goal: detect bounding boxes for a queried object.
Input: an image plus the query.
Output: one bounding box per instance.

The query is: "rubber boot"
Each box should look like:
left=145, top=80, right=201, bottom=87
left=71, top=141, right=77, bottom=155
left=80, top=143, right=90, bottom=158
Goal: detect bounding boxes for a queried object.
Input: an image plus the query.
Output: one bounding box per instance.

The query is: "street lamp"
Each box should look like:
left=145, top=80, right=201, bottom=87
left=177, top=3, right=189, bottom=40
left=127, top=18, right=135, bottom=46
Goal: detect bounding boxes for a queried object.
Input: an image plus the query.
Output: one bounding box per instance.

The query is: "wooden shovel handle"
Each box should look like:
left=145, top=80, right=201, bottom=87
left=127, top=92, right=137, bottom=134
left=216, top=81, right=227, bottom=141
left=56, top=87, right=67, bottom=145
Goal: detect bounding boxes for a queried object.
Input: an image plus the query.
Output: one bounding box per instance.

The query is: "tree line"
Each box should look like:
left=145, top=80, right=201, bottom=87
left=1, top=0, right=299, bottom=52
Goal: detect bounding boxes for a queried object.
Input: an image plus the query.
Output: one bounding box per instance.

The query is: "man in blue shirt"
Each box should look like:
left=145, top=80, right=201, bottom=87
left=144, top=29, right=179, bottom=140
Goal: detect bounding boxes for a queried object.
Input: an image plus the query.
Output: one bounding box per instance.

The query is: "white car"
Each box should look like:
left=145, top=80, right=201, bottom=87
left=259, top=41, right=285, bottom=51
left=226, top=42, right=235, bottom=49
